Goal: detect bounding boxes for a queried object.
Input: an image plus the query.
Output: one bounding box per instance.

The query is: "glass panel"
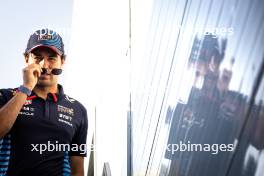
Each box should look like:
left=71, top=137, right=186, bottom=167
left=131, top=0, right=264, bottom=175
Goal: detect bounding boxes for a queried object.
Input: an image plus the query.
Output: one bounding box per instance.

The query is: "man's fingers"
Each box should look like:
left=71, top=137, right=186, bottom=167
left=33, top=70, right=41, bottom=78
left=27, top=64, right=42, bottom=77
left=33, top=68, right=41, bottom=78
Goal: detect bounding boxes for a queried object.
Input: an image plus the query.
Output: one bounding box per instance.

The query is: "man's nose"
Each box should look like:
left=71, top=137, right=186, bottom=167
left=39, top=59, right=44, bottom=67
left=39, top=59, right=49, bottom=68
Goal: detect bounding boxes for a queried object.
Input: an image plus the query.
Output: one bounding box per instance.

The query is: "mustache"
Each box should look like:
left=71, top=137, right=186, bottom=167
left=41, top=68, right=62, bottom=75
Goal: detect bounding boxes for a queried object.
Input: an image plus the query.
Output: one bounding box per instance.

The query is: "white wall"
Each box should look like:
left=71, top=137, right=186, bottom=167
left=65, top=0, right=130, bottom=175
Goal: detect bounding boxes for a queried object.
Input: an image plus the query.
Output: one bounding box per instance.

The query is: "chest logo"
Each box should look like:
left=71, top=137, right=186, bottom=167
left=24, top=99, right=32, bottom=105
left=22, top=106, right=34, bottom=111
left=19, top=106, right=35, bottom=116
left=65, top=95, right=75, bottom=103
left=19, top=111, right=34, bottom=116
left=57, top=105, right=74, bottom=116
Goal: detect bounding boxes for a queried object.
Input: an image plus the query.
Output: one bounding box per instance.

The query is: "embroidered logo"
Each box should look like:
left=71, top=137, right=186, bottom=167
left=59, top=113, right=72, bottom=121
left=19, top=112, right=34, bottom=116
left=19, top=106, right=35, bottom=116
left=58, top=113, right=73, bottom=127
left=38, top=34, right=53, bottom=40
left=57, top=105, right=74, bottom=116
left=65, top=95, right=75, bottom=103
left=24, top=100, right=32, bottom=106
left=22, top=106, right=35, bottom=112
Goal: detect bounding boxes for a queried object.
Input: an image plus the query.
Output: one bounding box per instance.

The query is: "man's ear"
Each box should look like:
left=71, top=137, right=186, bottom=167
left=24, top=53, right=29, bottom=64
left=61, top=55, right=66, bottom=66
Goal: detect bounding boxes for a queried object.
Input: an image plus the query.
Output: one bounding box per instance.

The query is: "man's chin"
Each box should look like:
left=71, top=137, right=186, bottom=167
left=36, top=80, right=54, bottom=87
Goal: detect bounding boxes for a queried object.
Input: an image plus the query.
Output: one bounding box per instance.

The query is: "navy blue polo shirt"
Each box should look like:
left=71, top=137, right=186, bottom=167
left=0, top=85, right=88, bottom=176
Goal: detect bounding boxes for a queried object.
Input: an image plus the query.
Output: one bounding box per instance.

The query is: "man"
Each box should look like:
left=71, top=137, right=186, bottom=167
left=0, top=29, right=88, bottom=176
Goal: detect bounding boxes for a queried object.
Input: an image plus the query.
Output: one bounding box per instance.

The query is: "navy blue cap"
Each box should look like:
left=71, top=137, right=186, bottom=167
left=25, top=28, right=65, bottom=56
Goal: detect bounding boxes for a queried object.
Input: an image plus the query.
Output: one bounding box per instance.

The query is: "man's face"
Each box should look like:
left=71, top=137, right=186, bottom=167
left=25, top=47, right=65, bottom=87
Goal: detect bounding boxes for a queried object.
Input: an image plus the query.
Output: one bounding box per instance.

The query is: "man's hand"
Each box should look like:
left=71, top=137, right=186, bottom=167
left=23, top=63, right=42, bottom=90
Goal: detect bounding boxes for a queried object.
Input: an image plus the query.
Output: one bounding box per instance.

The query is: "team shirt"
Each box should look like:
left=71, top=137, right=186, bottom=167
left=0, top=85, right=88, bottom=176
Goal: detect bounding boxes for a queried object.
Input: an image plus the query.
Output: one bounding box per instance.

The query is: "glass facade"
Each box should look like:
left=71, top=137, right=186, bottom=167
left=130, top=0, right=264, bottom=175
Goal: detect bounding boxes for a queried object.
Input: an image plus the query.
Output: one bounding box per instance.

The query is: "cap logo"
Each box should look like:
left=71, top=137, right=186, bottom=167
left=38, top=34, right=53, bottom=40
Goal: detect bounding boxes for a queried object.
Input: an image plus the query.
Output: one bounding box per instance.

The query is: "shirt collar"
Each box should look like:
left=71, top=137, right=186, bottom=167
left=55, top=84, right=66, bottom=101
left=29, top=84, right=65, bottom=102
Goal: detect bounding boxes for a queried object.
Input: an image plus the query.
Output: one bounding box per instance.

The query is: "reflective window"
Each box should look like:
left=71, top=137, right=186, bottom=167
left=131, top=0, right=264, bottom=175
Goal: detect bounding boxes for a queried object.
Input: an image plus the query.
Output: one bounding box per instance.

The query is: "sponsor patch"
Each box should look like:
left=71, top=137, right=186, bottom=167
left=24, top=100, right=32, bottom=106
left=19, top=111, right=34, bottom=116
left=58, top=119, right=73, bottom=127
left=65, top=95, right=75, bottom=103
left=22, top=106, right=34, bottom=112
left=38, top=34, right=52, bottom=40
left=59, top=113, right=72, bottom=121
left=57, top=105, right=74, bottom=116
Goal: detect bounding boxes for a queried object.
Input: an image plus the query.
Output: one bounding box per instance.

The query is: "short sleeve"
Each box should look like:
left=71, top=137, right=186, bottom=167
left=0, top=89, right=13, bottom=107
left=69, top=107, right=88, bottom=157
left=0, top=89, right=14, bottom=140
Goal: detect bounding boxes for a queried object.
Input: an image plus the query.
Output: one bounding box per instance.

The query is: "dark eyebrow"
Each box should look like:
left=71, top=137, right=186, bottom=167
left=32, top=54, right=43, bottom=59
left=31, top=51, right=42, bottom=56
left=31, top=51, right=57, bottom=57
left=48, top=54, right=58, bottom=57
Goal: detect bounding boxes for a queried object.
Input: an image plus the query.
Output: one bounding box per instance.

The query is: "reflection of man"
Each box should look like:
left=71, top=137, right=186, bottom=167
left=0, top=29, right=88, bottom=176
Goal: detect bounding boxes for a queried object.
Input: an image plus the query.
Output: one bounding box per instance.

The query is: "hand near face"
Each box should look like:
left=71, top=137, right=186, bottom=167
left=22, top=63, right=42, bottom=90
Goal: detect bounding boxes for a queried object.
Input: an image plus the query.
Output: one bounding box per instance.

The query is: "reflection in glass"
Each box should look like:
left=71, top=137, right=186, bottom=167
left=130, top=0, right=264, bottom=175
